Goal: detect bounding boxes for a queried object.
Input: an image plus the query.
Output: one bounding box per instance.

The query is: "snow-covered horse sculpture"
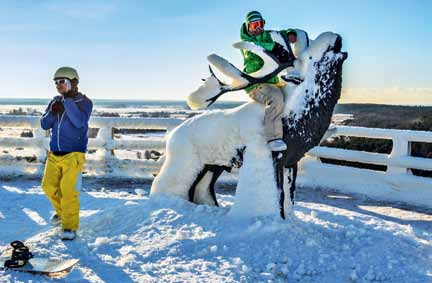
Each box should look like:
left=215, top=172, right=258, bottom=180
left=150, top=30, right=347, bottom=219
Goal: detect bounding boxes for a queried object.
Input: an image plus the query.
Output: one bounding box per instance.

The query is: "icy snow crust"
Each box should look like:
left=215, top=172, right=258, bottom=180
left=0, top=180, right=430, bottom=282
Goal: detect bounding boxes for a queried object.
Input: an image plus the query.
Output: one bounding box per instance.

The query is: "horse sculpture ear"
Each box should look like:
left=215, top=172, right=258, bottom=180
left=207, top=54, right=249, bottom=88
left=206, top=42, right=287, bottom=90
left=187, top=41, right=293, bottom=110
left=232, top=42, right=279, bottom=78
left=187, top=75, right=222, bottom=110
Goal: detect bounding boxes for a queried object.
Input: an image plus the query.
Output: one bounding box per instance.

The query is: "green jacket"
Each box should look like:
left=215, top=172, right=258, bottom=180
left=240, top=24, right=294, bottom=92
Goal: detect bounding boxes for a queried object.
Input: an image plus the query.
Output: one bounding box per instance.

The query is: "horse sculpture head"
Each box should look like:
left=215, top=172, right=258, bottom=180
left=281, top=32, right=347, bottom=166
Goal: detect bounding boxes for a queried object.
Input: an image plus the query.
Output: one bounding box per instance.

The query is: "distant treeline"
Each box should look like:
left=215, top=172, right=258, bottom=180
left=334, top=104, right=432, bottom=130
left=323, top=104, right=432, bottom=177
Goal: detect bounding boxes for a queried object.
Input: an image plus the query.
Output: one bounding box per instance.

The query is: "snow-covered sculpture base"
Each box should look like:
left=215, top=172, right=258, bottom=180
left=151, top=31, right=347, bottom=219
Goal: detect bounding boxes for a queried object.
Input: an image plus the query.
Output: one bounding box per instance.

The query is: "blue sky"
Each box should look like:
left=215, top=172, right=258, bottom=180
left=0, top=0, right=431, bottom=102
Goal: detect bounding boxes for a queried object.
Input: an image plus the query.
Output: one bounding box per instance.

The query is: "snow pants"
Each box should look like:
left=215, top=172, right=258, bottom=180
left=248, top=83, right=285, bottom=141
left=42, top=152, right=85, bottom=231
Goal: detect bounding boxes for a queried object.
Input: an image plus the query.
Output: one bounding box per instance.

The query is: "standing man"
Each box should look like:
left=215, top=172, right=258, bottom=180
left=240, top=11, right=297, bottom=152
left=40, top=67, right=93, bottom=240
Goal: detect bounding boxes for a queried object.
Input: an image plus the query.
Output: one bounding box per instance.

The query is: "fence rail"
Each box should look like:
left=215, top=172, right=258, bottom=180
left=307, top=126, right=432, bottom=173
left=1, top=115, right=431, bottom=207
left=301, top=125, right=432, bottom=208
left=0, top=115, right=182, bottom=177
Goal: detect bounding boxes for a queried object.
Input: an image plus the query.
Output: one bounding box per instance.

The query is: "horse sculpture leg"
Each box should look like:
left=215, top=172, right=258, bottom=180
left=272, top=152, right=286, bottom=219
left=189, top=165, right=226, bottom=206
left=283, top=163, right=298, bottom=215
left=272, top=151, right=300, bottom=219
left=286, top=163, right=298, bottom=204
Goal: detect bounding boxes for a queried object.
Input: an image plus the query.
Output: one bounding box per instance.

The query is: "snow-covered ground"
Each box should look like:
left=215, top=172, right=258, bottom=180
left=0, top=177, right=430, bottom=283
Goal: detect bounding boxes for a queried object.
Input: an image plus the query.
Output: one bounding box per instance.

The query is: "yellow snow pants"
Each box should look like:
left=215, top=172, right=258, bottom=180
left=42, top=152, right=85, bottom=230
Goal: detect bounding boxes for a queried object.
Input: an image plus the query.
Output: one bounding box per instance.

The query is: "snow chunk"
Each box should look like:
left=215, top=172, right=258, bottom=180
left=209, top=245, right=218, bottom=253
left=135, top=188, right=146, bottom=196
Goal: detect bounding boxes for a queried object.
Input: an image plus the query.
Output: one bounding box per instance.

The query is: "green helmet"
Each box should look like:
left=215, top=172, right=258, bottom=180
left=53, top=67, right=79, bottom=81
left=245, top=11, right=264, bottom=24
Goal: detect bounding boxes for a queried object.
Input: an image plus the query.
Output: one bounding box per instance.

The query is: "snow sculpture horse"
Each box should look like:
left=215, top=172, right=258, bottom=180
left=150, top=30, right=347, bottom=219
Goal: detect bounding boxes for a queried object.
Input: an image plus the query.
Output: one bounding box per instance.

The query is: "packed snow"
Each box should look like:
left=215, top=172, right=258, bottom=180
left=0, top=177, right=430, bottom=282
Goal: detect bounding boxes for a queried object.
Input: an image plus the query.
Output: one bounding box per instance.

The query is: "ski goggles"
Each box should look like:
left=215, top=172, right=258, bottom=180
left=55, top=79, right=69, bottom=85
left=248, top=20, right=264, bottom=32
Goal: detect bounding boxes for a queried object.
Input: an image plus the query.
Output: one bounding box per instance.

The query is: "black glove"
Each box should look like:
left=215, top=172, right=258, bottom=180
left=270, top=42, right=295, bottom=66
left=50, top=100, right=64, bottom=115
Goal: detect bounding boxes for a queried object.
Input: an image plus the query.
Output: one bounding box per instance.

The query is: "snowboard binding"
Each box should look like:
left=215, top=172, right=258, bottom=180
left=4, top=241, right=33, bottom=268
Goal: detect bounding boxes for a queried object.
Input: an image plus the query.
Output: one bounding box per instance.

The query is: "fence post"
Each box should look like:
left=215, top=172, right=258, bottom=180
left=33, top=128, right=49, bottom=163
left=97, top=126, right=115, bottom=174
left=387, top=136, right=411, bottom=174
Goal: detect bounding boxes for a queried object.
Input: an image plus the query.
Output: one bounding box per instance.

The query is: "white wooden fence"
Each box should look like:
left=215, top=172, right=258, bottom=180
left=300, top=126, right=432, bottom=207
left=1, top=115, right=431, bottom=207
left=0, top=115, right=181, bottom=178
